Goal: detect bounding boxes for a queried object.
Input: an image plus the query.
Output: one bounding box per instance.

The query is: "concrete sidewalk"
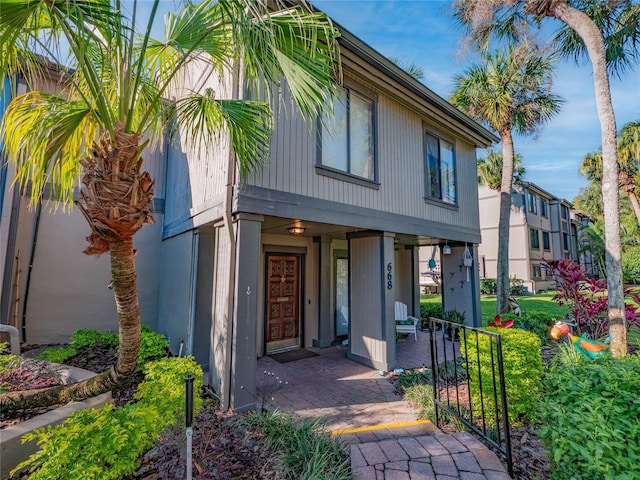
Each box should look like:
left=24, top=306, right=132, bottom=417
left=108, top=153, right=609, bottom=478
left=257, top=331, right=511, bottom=479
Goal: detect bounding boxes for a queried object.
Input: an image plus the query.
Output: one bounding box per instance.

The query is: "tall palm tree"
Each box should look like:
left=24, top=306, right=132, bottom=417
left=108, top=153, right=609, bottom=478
left=452, top=0, right=640, bottom=358
left=0, top=0, right=340, bottom=410
left=450, top=44, right=562, bottom=314
left=580, top=121, right=640, bottom=225
left=477, top=149, right=525, bottom=190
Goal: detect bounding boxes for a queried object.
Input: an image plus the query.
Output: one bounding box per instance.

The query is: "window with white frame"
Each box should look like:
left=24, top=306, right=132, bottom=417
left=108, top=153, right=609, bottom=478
left=319, top=86, right=375, bottom=181
left=542, top=231, right=550, bottom=250
left=425, top=132, right=456, bottom=204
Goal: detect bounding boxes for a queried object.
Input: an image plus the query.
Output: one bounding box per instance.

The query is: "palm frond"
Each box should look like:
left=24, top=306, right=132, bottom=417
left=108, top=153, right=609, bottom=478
left=174, top=90, right=273, bottom=178
left=0, top=91, right=97, bottom=205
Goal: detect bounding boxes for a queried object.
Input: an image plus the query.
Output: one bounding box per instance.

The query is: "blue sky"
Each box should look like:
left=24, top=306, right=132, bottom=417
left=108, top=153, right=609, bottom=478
left=313, top=0, right=640, bottom=202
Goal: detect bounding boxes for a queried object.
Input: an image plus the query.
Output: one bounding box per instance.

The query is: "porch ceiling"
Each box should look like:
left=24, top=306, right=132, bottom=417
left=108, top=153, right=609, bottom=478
left=260, top=216, right=454, bottom=247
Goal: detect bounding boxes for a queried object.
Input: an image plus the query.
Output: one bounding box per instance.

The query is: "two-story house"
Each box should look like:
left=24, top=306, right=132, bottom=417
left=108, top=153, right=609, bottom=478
left=478, top=182, right=590, bottom=294
left=1, top=19, right=497, bottom=411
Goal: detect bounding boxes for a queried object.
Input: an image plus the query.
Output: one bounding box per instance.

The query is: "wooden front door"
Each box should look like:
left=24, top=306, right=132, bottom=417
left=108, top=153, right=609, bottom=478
left=266, top=255, right=301, bottom=352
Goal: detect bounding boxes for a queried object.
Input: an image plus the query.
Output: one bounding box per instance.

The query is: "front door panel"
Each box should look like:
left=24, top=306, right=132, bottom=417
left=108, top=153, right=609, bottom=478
left=266, top=255, right=300, bottom=352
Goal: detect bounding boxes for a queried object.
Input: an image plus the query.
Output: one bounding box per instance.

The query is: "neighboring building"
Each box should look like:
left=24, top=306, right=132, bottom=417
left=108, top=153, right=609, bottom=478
left=0, top=16, right=497, bottom=410
left=477, top=182, right=592, bottom=294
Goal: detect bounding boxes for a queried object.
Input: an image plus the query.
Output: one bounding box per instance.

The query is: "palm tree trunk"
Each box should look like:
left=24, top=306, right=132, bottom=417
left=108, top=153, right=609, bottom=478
left=497, top=129, right=515, bottom=314
left=109, top=239, right=141, bottom=376
left=549, top=1, right=627, bottom=356
left=628, top=193, right=640, bottom=227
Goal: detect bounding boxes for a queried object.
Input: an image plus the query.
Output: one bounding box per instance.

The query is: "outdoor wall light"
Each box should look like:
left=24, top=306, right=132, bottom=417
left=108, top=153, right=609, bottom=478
left=443, top=244, right=451, bottom=255
left=288, top=226, right=305, bottom=235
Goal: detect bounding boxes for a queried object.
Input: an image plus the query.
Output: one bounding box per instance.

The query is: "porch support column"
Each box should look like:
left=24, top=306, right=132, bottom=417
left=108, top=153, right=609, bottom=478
left=441, top=245, right=480, bottom=327
left=313, top=236, right=332, bottom=348
left=347, top=231, right=396, bottom=371
left=410, top=245, right=421, bottom=321
left=230, top=213, right=263, bottom=411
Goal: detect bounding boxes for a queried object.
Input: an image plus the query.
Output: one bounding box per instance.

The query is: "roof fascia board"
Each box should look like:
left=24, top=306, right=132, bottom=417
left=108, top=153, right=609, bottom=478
left=336, top=27, right=499, bottom=147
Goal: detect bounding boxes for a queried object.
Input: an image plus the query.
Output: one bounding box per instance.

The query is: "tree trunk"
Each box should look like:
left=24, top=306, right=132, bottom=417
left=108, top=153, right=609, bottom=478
left=548, top=1, right=626, bottom=356
left=620, top=173, right=640, bottom=225
left=628, top=192, right=640, bottom=226
left=496, top=129, right=515, bottom=314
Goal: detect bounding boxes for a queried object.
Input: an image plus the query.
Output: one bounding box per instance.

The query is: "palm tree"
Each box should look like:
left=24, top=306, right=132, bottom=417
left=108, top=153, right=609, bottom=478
left=450, top=44, right=562, bottom=314
left=0, top=0, right=340, bottom=410
left=579, top=121, right=640, bottom=225
left=452, top=0, right=640, bottom=358
left=477, top=150, right=525, bottom=190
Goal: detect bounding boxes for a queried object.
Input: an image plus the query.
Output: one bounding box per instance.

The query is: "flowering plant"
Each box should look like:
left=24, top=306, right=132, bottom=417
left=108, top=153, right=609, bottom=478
left=488, top=315, right=514, bottom=328
left=542, top=259, right=640, bottom=340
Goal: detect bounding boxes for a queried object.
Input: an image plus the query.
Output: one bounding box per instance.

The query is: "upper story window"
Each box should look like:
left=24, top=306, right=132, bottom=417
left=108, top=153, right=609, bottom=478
left=425, top=132, right=456, bottom=204
left=319, top=85, right=375, bottom=182
left=561, top=206, right=568, bottom=219
left=540, top=199, right=548, bottom=217
left=527, top=192, right=537, bottom=214
left=530, top=227, right=540, bottom=249
left=542, top=231, right=550, bottom=250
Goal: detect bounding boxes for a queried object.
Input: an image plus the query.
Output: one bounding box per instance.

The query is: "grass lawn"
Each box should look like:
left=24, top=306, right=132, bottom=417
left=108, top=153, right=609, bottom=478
left=421, top=292, right=570, bottom=327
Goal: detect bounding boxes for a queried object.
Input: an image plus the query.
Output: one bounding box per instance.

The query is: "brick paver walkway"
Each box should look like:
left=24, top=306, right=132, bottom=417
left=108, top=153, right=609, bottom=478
left=257, top=331, right=511, bottom=479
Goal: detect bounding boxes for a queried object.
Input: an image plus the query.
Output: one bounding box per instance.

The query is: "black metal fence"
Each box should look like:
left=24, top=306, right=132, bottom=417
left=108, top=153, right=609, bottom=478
left=428, top=318, right=513, bottom=477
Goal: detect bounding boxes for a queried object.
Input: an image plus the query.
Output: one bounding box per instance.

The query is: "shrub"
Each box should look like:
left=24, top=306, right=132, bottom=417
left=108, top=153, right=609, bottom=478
left=420, top=303, right=443, bottom=329
left=244, top=411, right=351, bottom=480
left=466, top=328, right=542, bottom=426
left=36, top=345, right=77, bottom=364
left=539, top=355, right=640, bottom=479
left=36, top=326, right=168, bottom=367
left=14, top=357, right=202, bottom=480
left=622, top=246, right=640, bottom=284
left=0, top=352, right=22, bottom=375
left=509, top=277, right=526, bottom=296
left=480, top=278, right=497, bottom=295
left=519, top=311, right=556, bottom=342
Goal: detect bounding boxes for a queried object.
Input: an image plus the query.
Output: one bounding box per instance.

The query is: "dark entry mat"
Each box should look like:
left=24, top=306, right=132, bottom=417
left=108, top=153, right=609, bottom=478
left=268, top=348, right=318, bottom=363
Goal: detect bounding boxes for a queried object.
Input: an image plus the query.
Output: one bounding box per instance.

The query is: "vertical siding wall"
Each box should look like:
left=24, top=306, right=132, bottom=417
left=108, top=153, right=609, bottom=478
left=248, top=77, right=481, bottom=233
left=164, top=62, right=233, bottom=229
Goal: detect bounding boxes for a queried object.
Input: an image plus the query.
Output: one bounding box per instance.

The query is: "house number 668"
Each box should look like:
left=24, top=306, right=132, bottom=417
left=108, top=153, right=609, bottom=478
left=387, top=263, right=392, bottom=289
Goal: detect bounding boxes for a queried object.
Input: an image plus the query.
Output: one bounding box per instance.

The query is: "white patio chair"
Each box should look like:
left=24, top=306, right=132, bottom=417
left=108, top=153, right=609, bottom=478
left=394, top=301, right=419, bottom=341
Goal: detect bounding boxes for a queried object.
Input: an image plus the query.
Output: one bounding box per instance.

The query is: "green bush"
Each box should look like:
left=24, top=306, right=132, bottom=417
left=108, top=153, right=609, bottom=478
left=539, top=355, right=640, bottom=479
left=420, top=303, right=443, bottom=328
left=519, top=311, right=556, bottom=343
left=622, top=246, right=640, bottom=284
left=0, top=352, right=22, bottom=375
left=245, top=411, right=351, bottom=480
left=509, top=277, right=526, bottom=296
left=36, top=345, right=77, bottom=364
left=36, top=326, right=168, bottom=367
left=14, top=357, right=203, bottom=480
left=480, top=278, right=497, bottom=295
left=466, top=327, right=542, bottom=426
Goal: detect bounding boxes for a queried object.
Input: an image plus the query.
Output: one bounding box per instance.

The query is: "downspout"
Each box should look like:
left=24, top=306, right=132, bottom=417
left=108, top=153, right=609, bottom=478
left=221, top=59, right=241, bottom=409
left=21, top=199, right=43, bottom=341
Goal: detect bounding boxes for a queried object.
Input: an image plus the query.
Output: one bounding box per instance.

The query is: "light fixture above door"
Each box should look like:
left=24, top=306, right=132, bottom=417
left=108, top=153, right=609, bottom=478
left=288, top=226, right=305, bottom=235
